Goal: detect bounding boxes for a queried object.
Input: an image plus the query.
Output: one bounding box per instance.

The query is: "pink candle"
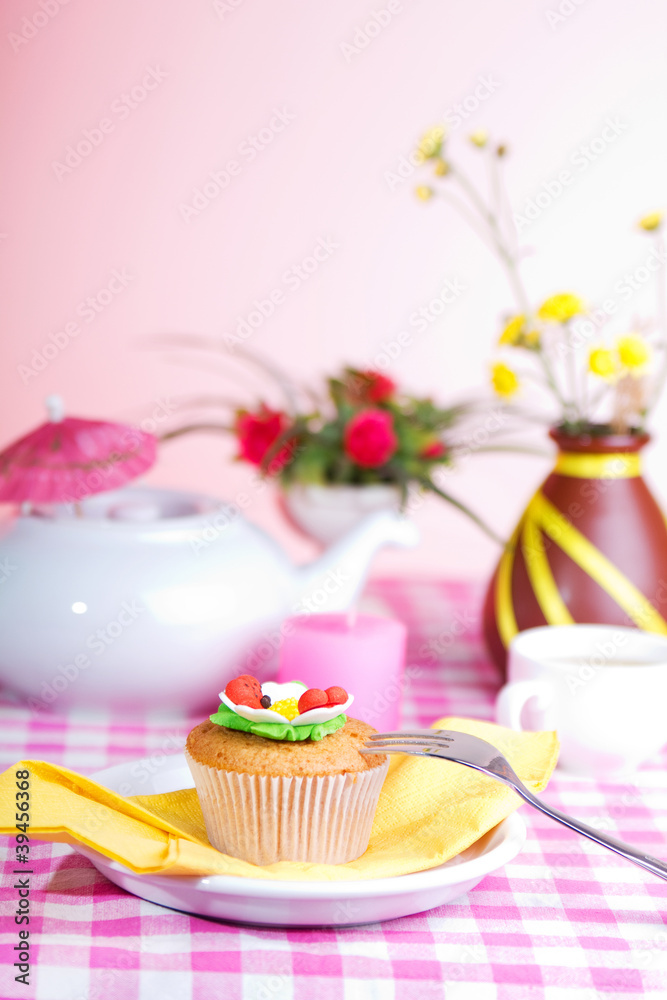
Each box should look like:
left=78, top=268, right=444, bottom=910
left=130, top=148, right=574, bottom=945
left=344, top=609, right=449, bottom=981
left=277, top=614, right=407, bottom=732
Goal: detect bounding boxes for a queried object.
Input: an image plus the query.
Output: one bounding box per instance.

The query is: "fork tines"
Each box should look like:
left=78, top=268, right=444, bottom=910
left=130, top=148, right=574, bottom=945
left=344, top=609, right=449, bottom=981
left=361, top=730, right=455, bottom=753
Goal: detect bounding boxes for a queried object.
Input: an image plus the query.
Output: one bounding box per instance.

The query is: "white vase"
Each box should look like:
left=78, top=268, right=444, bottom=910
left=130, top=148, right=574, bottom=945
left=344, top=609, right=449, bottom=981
left=280, top=483, right=403, bottom=546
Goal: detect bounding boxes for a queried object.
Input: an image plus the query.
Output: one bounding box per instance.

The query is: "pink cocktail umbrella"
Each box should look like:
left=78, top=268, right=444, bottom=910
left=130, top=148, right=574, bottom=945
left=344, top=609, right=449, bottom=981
left=0, top=396, right=157, bottom=505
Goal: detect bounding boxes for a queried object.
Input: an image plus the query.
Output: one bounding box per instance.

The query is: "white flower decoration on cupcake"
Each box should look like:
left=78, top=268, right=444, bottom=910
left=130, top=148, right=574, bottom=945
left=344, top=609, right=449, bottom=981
left=220, top=680, right=354, bottom=727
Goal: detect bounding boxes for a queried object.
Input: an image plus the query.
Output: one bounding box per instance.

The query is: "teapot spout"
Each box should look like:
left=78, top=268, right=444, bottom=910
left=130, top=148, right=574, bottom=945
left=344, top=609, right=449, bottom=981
left=293, top=510, right=419, bottom=615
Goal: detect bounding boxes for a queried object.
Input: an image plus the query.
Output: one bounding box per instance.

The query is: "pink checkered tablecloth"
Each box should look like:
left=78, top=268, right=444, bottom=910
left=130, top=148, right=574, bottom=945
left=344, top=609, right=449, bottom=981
left=2, top=578, right=667, bottom=1000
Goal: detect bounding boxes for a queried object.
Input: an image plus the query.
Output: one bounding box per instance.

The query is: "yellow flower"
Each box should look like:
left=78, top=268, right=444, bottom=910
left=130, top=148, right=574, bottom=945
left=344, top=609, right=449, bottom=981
left=537, top=293, right=585, bottom=323
left=638, top=212, right=663, bottom=232
left=416, top=126, right=445, bottom=161
left=469, top=129, right=488, bottom=148
left=433, top=157, right=450, bottom=177
left=617, top=334, right=651, bottom=374
left=588, top=347, right=618, bottom=382
left=499, top=314, right=526, bottom=346
left=498, top=315, right=541, bottom=349
left=491, top=362, right=519, bottom=398
left=415, top=185, right=434, bottom=201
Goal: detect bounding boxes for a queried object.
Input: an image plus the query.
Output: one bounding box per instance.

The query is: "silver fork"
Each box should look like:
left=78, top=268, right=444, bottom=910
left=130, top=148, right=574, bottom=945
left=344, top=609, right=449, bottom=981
left=361, top=729, right=667, bottom=881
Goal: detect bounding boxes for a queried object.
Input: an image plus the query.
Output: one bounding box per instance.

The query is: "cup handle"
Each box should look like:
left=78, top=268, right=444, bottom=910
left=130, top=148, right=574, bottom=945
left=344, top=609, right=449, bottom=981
left=496, top=680, right=552, bottom=731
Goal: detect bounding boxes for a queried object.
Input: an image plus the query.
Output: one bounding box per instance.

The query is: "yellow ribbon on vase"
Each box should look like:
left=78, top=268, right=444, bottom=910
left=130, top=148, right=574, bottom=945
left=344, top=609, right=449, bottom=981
left=495, top=451, right=667, bottom=646
left=553, top=451, right=641, bottom=480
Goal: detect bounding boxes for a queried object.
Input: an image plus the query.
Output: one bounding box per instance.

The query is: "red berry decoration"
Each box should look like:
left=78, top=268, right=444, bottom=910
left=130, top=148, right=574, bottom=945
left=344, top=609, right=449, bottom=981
left=325, top=686, right=348, bottom=706
left=225, top=674, right=263, bottom=708
left=297, top=688, right=328, bottom=714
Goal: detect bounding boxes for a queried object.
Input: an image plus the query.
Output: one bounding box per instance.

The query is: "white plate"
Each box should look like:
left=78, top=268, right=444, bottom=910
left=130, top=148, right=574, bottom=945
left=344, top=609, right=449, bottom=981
left=74, top=753, right=526, bottom=927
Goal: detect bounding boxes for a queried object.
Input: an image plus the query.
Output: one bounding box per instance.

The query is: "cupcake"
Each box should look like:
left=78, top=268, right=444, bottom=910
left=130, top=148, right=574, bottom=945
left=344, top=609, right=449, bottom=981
left=185, top=675, right=388, bottom=865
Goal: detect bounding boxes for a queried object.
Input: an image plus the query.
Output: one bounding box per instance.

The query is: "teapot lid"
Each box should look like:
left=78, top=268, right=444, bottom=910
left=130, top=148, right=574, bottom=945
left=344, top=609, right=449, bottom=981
left=24, top=486, right=246, bottom=537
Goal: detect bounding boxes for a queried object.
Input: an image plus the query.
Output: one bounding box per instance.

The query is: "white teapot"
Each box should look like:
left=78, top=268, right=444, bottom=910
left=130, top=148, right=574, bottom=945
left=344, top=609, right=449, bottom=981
left=0, top=486, right=418, bottom=712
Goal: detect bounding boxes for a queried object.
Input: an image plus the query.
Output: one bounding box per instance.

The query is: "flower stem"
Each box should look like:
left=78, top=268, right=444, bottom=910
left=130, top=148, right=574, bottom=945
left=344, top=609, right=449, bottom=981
left=534, top=347, right=570, bottom=413
left=420, top=477, right=505, bottom=545
left=458, top=444, right=551, bottom=456
left=648, top=234, right=667, bottom=412
left=160, top=422, right=232, bottom=442
left=448, top=163, right=575, bottom=418
left=563, top=322, right=582, bottom=422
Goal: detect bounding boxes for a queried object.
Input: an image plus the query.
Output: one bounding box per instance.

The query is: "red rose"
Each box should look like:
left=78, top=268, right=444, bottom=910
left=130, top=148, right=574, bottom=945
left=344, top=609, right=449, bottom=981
left=344, top=409, right=398, bottom=468
left=420, top=440, right=448, bottom=459
left=363, top=371, right=396, bottom=403
left=235, top=407, right=294, bottom=472
left=344, top=370, right=396, bottom=404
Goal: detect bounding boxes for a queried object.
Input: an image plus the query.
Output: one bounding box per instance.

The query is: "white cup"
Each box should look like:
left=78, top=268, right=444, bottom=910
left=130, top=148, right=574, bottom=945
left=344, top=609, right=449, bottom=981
left=496, top=625, right=667, bottom=777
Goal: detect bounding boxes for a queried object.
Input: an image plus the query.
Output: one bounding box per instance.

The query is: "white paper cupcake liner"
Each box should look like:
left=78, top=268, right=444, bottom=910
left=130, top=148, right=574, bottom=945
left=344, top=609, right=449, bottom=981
left=185, top=750, right=389, bottom=866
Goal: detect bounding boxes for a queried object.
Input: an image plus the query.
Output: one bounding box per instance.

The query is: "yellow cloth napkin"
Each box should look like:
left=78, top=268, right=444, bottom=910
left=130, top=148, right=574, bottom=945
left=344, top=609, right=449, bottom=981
left=0, top=717, right=558, bottom=882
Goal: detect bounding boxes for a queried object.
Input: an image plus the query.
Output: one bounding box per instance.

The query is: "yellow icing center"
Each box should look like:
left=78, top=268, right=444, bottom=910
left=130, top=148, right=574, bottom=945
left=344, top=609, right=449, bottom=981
left=269, top=698, right=300, bottom=721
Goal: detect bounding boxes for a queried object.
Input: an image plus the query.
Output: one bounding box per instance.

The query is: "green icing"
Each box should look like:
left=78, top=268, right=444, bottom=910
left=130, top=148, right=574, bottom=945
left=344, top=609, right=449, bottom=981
left=209, top=703, right=347, bottom=742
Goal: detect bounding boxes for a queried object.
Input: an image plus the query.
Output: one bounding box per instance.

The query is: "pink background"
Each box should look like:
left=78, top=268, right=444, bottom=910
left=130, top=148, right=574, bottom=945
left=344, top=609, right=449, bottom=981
left=2, top=0, right=667, bottom=578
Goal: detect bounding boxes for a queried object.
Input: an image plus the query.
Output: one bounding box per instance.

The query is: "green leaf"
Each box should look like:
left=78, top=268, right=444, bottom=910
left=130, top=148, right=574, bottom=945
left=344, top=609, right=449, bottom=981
left=210, top=703, right=347, bottom=742
left=288, top=446, right=330, bottom=484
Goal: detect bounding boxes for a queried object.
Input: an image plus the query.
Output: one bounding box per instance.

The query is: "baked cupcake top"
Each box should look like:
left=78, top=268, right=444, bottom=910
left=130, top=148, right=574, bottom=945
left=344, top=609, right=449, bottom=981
left=191, top=673, right=386, bottom=774
left=186, top=717, right=387, bottom=777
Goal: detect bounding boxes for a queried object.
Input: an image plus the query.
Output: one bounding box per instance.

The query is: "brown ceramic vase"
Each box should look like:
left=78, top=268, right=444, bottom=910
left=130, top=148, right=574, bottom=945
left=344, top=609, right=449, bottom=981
left=483, top=427, right=667, bottom=676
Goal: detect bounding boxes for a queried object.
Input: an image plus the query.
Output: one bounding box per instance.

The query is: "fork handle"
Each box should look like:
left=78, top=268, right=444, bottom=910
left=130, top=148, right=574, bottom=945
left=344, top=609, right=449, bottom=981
left=515, top=785, right=667, bottom=881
